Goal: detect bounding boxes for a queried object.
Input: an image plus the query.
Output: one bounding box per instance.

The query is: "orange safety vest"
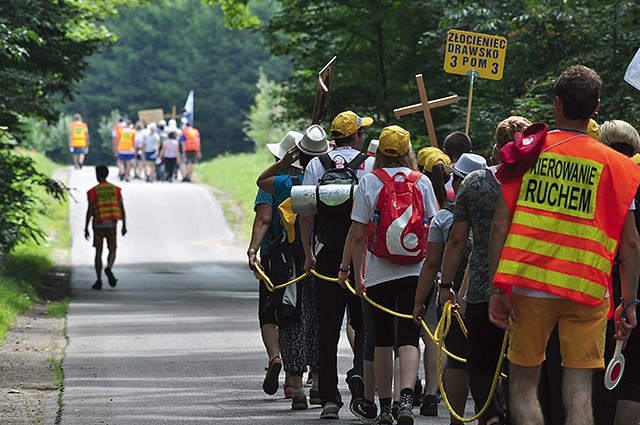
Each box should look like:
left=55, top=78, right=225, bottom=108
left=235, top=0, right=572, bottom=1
left=87, top=182, right=122, bottom=223
left=69, top=121, right=88, bottom=148
left=183, top=127, right=201, bottom=152
left=494, top=130, right=640, bottom=306
left=118, top=128, right=136, bottom=153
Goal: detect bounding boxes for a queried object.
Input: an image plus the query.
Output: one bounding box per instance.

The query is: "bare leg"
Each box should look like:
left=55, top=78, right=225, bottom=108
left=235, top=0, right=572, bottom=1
left=375, top=346, right=394, bottom=399
left=106, top=248, right=116, bottom=270
left=364, top=359, right=376, bottom=401
left=509, top=363, right=544, bottom=425
left=398, top=345, right=420, bottom=391
left=446, top=368, right=469, bottom=424
left=94, top=245, right=103, bottom=281
left=563, top=368, right=594, bottom=425
left=423, top=328, right=445, bottom=396
left=260, top=323, right=279, bottom=361
left=615, top=400, right=640, bottom=425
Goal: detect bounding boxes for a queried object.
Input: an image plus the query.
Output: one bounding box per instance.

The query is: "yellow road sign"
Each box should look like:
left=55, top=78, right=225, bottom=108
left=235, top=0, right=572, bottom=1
left=444, top=29, right=507, bottom=81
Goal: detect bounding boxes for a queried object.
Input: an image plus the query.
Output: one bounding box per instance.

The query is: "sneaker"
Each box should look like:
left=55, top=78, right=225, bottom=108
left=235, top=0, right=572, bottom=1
left=413, top=378, right=423, bottom=406
left=372, top=412, right=394, bottom=425
left=309, top=389, right=321, bottom=405
left=346, top=374, right=365, bottom=413
left=262, top=357, right=282, bottom=395
left=320, top=402, right=340, bottom=419
left=91, top=280, right=102, bottom=290
left=351, top=398, right=377, bottom=424
left=284, top=384, right=294, bottom=399
left=396, top=403, right=414, bottom=425
left=419, top=394, right=438, bottom=416
left=391, top=401, right=400, bottom=419
left=291, top=394, right=308, bottom=410
left=104, top=267, right=117, bottom=288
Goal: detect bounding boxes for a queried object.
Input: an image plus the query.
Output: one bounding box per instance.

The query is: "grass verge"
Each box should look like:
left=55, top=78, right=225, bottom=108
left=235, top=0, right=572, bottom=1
left=196, top=148, right=272, bottom=241
left=0, top=150, right=69, bottom=344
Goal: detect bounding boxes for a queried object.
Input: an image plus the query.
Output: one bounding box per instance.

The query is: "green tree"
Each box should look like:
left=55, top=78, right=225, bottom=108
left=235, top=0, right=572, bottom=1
left=67, top=0, right=291, bottom=158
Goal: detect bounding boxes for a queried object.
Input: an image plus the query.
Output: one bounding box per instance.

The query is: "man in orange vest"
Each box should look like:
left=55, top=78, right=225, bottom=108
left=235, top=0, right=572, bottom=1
left=488, top=65, right=640, bottom=425
left=69, top=113, right=90, bottom=170
left=84, top=165, right=127, bottom=290
left=114, top=120, right=136, bottom=182
left=180, top=122, right=201, bottom=182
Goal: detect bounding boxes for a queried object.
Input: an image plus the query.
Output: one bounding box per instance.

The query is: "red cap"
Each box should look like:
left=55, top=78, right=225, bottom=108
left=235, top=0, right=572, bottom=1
left=496, top=122, right=548, bottom=183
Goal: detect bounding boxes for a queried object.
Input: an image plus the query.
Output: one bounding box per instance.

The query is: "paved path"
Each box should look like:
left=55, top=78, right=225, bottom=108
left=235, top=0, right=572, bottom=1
left=60, top=166, right=476, bottom=424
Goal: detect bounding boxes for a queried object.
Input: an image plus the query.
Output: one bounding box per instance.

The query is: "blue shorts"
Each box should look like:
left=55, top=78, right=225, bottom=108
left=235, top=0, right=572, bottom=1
left=118, top=153, right=135, bottom=162
left=145, top=152, right=157, bottom=161
left=72, top=147, right=85, bottom=155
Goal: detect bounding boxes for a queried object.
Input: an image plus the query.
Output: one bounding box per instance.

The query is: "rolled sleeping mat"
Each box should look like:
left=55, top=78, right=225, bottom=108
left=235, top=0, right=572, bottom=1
left=291, top=184, right=357, bottom=214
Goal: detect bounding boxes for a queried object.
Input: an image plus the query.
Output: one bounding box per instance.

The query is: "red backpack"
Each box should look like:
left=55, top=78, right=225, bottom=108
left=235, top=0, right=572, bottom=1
left=367, top=169, right=429, bottom=264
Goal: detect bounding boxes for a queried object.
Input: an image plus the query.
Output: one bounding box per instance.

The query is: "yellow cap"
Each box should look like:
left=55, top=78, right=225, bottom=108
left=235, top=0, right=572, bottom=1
left=379, top=125, right=411, bottom=157
left=330, top=110, right=373, bottom=138
left=587, top=118, right=601, bottom=141
left=417, top=147, right=451, bottom=173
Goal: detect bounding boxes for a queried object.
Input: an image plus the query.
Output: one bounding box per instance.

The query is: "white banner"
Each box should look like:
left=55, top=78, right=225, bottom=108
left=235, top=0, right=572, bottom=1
left=624, top=47, right=640, bottom=91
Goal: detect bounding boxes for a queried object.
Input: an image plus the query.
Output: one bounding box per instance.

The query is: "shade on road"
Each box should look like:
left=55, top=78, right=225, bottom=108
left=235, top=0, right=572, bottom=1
left=60, top=166, right=476, bottom=424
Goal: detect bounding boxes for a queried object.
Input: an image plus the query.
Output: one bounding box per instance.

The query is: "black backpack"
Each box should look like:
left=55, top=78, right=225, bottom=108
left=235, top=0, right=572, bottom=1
left=263, top=176, right=304, bottom=329
left=315, top=152, right=368, bottom=252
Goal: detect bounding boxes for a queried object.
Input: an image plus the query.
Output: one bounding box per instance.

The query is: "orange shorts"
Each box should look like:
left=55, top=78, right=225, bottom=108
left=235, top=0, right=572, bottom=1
left=93, top=227, right=117, bottom=251
left=508, top=292, right=607, bottom=369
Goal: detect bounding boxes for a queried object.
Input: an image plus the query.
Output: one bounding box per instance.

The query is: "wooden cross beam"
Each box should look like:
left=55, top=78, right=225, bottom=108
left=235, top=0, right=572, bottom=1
left=393, top=74, right=459, bottom=148
left=164, top=105, right=179, bottom=120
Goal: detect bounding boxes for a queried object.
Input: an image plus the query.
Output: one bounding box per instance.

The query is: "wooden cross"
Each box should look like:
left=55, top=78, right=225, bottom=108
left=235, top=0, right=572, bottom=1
left=164, top=105, right=179, bottom=120
left=393, top=74, right=459, bottom=148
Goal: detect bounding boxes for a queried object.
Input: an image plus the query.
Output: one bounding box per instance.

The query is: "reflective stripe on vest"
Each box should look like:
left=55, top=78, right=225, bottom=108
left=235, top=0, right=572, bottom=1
left=494, top=131, right=640, bottom=306
left=118, top=129, right=135, bottom=152
left=70, top=122, right=88, bottom=148
left=88, top=183, right=122, bottom=223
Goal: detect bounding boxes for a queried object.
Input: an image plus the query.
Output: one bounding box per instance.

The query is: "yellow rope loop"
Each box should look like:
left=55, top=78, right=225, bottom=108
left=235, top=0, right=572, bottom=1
left=251, top=261, right=308, bottom=292
left=310, top=268, right=510, bottom=421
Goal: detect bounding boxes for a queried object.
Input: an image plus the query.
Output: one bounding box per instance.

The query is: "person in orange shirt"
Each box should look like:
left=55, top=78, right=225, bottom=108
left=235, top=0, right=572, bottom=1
left=69, top=113, right=90, bottom=169
left=488, top=65, right=640, bottom=425
left=180, top=122, right=201, bottom=182
left=84, top=165, right=127, bottom=290
left=114, top=121, right=136, bottom=181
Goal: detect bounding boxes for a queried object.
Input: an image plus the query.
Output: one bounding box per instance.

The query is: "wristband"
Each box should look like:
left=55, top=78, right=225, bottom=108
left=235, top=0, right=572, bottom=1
left=438, top=282, right=454, bottom=289
left=339, top=264, right=350, bottom=273
left=338, top=269, right=349, bottom=278
left=247, top=248, right=257, bottom=256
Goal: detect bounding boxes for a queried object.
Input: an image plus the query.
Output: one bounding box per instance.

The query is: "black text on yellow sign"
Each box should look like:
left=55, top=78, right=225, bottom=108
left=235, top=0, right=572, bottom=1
left=444, top=29, right=507, bottom=81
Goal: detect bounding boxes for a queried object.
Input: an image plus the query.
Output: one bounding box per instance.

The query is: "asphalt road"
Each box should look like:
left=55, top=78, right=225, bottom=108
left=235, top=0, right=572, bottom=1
left=60, top=166, right=476, bottom=424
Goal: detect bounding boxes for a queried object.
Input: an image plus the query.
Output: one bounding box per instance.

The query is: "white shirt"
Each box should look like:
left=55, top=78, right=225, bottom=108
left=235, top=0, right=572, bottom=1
left=302, top=147, right=374, bottom=185
left=351, top=167, right=439, bottom=287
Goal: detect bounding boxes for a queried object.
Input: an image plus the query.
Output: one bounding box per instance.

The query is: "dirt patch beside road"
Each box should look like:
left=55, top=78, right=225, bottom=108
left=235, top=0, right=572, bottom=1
left=0, top=265, right=70, bottom=424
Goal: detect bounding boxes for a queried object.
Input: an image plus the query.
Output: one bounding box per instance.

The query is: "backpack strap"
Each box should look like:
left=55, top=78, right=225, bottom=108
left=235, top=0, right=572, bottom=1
left=346, top=152, right=368, bottom=171
left=318, top=153, right=333, bottom=171
left=372, top=168, right=392, bottom=182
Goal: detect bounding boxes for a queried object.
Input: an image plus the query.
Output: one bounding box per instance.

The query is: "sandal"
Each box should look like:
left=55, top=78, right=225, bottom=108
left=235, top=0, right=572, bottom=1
left=291, top=394, right=308, bottom=410
left=262, top=356, right=282, bottom=395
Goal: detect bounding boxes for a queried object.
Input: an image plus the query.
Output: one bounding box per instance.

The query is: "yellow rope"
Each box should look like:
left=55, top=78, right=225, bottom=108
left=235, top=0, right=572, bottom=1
left=254, top=266, right=509, bottom=421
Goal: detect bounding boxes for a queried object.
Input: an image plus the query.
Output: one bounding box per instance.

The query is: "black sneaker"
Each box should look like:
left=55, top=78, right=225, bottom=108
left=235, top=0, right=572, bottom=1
left=419, top=394, right=438, bottom=416
left=372, top=412, right=394, bottom=425
left=351, top=398, right=377, bottom=423
left=396, top=403, right=414, bottom=425
left=413, top=378, right=423, bottom=406
left=391, top=401, right=400, bottom=420
left=346, top=374, right=365, bottom=399
left=92, top=280, right=102, bottom=290
left=105, top=267, right=117, bottom=287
